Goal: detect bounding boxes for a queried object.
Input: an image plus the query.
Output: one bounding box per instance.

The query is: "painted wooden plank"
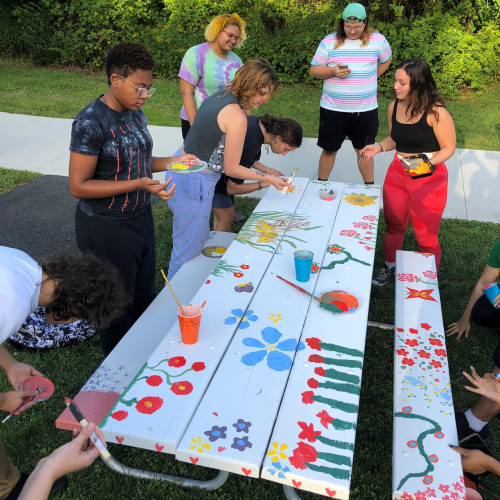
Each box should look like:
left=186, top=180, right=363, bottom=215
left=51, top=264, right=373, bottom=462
left=393, top=251, right=465, bottom=500
left=98, top=178, right=309, bottom=453
left=261, top=184, right=381, bottom=499
left=56, top=231, right=237, bottom=430
left=175, top=181, right=344, bottom=478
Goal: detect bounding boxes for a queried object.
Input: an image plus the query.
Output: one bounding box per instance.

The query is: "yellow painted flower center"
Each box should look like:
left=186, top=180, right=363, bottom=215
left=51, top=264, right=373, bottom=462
left=145, top=401, right=153, bottom=408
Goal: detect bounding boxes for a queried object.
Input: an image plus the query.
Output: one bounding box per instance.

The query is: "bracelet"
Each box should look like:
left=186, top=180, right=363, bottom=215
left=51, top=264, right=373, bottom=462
left=376, top=142, right=384, bottom=153
left=257, top=181, right=262, bottom=191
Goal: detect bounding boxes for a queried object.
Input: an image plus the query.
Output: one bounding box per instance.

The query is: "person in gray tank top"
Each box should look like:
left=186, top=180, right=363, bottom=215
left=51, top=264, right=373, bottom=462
left=167, top=58, right=290, bottom=278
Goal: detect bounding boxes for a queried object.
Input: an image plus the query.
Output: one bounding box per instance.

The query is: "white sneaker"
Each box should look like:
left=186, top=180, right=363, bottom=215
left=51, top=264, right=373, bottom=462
left=372, top=266, right=395, bottom=286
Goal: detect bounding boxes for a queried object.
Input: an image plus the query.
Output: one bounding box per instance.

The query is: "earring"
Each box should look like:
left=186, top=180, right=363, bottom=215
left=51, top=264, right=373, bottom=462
left=265, top=144, right=270, bottom=154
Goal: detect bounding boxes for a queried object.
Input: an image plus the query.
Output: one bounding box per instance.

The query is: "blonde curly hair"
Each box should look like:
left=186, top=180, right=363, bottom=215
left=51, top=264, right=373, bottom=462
left=205, top=13, right=246, bottom=48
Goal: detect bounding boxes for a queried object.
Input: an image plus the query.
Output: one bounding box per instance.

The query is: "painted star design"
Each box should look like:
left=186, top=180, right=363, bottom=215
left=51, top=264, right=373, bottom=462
left=405, top=287, right=438, bottom=302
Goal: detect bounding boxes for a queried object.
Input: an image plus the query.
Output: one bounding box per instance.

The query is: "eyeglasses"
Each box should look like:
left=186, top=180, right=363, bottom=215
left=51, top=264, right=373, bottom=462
left=344, top=24, right=365, bottom=33
left=222, top=29, right=242, bottom=43
left=119, top=75, right=157, bottom=98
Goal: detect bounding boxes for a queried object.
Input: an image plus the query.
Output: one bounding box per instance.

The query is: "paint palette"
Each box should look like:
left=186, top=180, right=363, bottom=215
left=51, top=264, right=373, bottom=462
left=166, top=159, right=207, bottom=174
left=318, top=289, right=360, bottom=314
left=319, top=188, right=337, bottom=201
left=21, top=376, right=54, bottom=401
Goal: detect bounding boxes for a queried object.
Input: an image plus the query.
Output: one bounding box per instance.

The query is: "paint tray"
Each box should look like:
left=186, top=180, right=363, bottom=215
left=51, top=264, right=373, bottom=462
left=166, top=159, right=207, bottom=174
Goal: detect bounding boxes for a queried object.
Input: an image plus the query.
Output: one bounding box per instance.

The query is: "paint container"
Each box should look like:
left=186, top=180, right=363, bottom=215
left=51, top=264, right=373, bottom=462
left=21, top=376, right=54, bottom=401
left=319, top=188, right=337, bottom=201
left=294, top=250, right=314, bottom=283
left=177, top=305, right=202, bottom=344
left=482, top=282, right=500, bottom=309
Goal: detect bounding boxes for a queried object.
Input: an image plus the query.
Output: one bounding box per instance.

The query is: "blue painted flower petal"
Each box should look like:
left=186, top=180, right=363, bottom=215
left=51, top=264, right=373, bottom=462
left=297, top=341, right=305, bottom=352
left=241, top=350, right=267, bottom=366
left=261, top=326, right=282, bottom=344
left=239, top=321, right=250, bottom=329
left=224, top=316, right=237, bottom=325
left=267, top=467, right=276, bottom=476
left=276, top=338, right=298, bottom=351
left=231, top=308, right=244, bottom=316
left=247, top=314, right=259, bottom=322
left=267, top=350, right=292, bottom=371
left=278, top=471, right=286, bottom=479
left=242, top=337, right=265, bottom=348
left=282, top=466, right=289, bottom=473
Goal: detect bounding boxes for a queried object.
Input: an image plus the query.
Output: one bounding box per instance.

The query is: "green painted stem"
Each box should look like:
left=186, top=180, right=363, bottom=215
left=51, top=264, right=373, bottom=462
left=316, top=435, right=354, bottom=451
left=320, top=343, right=364, bottom=358
left=313, top=395, right=358, bottom=414
left=306, top=462, right=350, bottom=480
left=319, top=380, right=360, bottom=395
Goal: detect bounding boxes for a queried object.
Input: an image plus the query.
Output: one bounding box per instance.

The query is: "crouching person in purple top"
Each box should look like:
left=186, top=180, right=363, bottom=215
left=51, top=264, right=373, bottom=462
left=69, top=42, right=196, bottom=355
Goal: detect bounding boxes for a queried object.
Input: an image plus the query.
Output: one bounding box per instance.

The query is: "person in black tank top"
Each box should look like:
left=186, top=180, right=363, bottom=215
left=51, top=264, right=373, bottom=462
left=361, top=58, right=456, bottom=285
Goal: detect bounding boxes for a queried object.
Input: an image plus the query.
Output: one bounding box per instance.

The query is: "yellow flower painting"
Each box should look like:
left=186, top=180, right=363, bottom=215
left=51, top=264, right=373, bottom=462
left=343, top=193, right=378, bottom=207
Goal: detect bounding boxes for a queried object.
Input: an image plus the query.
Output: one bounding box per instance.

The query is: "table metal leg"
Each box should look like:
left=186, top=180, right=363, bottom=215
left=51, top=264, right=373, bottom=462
left=367, top=320, right=394, bottom=330
left=283, top=485, right=302, bottom=499
left=103, top=455, right=230, bottom=490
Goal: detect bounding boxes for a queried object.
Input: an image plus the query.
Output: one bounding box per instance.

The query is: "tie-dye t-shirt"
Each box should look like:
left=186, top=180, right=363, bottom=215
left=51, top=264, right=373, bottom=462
left=70, top=98, right=153, bottom=218
left=311, top=32, right=391, bottom=113
left=178, top=41, right=242, bottom=120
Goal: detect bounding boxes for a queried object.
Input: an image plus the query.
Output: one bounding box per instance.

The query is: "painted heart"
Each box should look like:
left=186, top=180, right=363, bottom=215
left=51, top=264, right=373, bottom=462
left=155, top=444, right=164, bottom=452
left=212, top=412, right=218, bottom=416
left=189, top=457, right=199, bottom=464
left=409, top=328, right=418, bottom=333
left=206, top=280, right=211, bottom=284
left=218, top=446, right=226, bottom=452
left=115, top=436, right=124, bottom=444
left=326, top=489, right=337, bottom=497
left=242, top=468, right=252, bottom=476
left=292, top=480, right=302, bottom=488
left=397, top=328, right=404, bottom=332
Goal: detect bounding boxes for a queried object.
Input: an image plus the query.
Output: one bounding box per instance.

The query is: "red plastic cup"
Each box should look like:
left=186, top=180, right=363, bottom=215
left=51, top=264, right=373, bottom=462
left=177, top=305, right=202, bottom=344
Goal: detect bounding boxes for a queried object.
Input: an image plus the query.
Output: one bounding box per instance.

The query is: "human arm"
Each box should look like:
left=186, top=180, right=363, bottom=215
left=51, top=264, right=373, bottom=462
left=310, top=64, right=350, bottom=79
left=218, top=104, right=289, bottom=191
left=361, top=101, right=397, bottom=160
left=226, top=178, right=271, bottom=196
left=450, top=445, right=500, bottom=476
left=462, top=367, right=500, bottom=404
left=19, top=423, right=105, bottom=500
left=446, top=264, right=500, bottom=338
left=179, top=78, right=197, bottom=125
left=69, top=152, right=176, bottom=201
left=377, top=55, right=392, bottom=78
left=0, top=345, right=42, bottom=390
left=252, top=161, right=283, bottom=177
left=427, top=106, right=456, bottom=165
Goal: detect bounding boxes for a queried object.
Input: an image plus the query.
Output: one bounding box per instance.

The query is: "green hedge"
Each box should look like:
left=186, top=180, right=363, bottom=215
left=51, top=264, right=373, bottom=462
left=1, top=0, right=499, bottom=98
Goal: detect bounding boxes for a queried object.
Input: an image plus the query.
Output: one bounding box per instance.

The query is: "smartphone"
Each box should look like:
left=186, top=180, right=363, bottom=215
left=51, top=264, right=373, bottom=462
left=339, top=64, right=348, bottom=69
left=459, top=432, right=493, bottom=457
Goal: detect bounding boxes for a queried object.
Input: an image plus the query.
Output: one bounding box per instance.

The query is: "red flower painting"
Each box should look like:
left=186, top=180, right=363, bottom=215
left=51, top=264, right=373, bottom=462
left=398, top=273, right=418, bottom=282
left=434, top=349, right=447, bottom=357
left=397, top=348, right=409, bottom=356
left=191, top=362, right=206, bottom=372
left=417, top=350, right=431, bottom=359
left=405, top=339, right=419, bottom=347
left=170, top=381, right=193, bottom=396
left=405, top=288, right=438, bottom=302
left=422, top=271, right=437, bottom=279
left=430, top=360, right=443, bottom=368
left=301, top=391, right=315, bottom=404
left=314, top=367, right=326, bottom=376
left=289, top=442, right=318, bottom=469
left=306, top=337, right=321, bottom=351
left=340, top=230, right=360, bottom=237
left=168, top=356, right=186, bottom=368
left=111, top=410, right=128, bottom=421
left=420, top=323, right=432, bottom=330
left=136, top=396, right=163, bottom=415
left=297, top=421, right=321, bottom=442
left=402, top=358, right=415, bottom=366
left=240, top=264, right=249, bottom=269
left=328, top=245, right=342, bottom=254
left=234, top=272, right=244, bottom=278
left=429, top=338, right=443, bottom=346
left=316, top=410, right=335, bottom=429
left=307, top=378, right=319, bottom=389
left=363, top=215, right=376, bottom=221
left=308, top=354, right=324, bottom=364
left=146, top=375, right=163, bottom=386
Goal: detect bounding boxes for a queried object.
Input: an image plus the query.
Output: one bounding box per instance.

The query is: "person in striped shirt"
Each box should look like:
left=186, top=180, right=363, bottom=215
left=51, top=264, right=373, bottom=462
left=310, top=3, right=392, bottom=183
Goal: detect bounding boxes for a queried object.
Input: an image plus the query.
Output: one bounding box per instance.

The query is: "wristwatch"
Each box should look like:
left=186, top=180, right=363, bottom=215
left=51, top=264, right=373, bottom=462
left=257, top=181, right=262, bottom=191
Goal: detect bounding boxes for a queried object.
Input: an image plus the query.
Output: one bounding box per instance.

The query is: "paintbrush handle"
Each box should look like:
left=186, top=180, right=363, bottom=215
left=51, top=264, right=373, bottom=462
left=2, top=396, right=35, bottom=423
left=271, top=273, right=320, bottom=302
left=161, top=270, right=185, bottom=315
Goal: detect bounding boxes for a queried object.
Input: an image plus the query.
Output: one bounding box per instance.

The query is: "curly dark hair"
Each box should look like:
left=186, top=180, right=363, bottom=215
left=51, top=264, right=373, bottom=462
left=395, top=58, right=445, bottom=122
left=40, top=252, right=128, bottom=328
left=260, top=115, right=303, bottom=148
left=105, top=42, right=156, bottom=85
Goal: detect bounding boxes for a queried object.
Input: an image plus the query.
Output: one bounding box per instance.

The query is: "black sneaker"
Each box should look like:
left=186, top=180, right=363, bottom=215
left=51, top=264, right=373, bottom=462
left=455, top=412, right=491, bottom=446
left=6, top=473, right=67, bottom=499
left=234, top=211, right=248, bottom=225
left=372, top=265, right=395, bottom=286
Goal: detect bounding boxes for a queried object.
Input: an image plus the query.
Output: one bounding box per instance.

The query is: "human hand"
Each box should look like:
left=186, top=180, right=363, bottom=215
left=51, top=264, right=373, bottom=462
left=5, top=362, right=42, bottom=390
left=140, top=177, right=175, bottom=201
left=334, top=64, right=351, bottom=78
left=176, top=153, right=199, bottom=163
left=267, top=175, right=290, bottom=191
left=0, top=390, right=39, bottom=414
left=493, top=292, right=500, bottom=309
left=360, top=144, right=382, bottom=161
left=264, top=167, right=283, bottom=177
left=463, top=367, right=500, bottom=404
left=446, top=317, right=471, bottom=339
left=260, top=179, right=272, bottom=189
left=449, top=445, right=494, bottom=475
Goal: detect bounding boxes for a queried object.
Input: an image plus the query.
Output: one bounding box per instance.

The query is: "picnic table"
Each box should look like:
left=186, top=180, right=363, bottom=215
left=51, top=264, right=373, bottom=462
left=57, top=177, right=382, bottom=498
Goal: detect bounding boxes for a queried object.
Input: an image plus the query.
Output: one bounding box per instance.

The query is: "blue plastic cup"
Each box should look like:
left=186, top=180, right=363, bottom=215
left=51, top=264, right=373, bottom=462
left=482, top=282, right=500, bottom=309
left=294, top=250, right=314, bottom=283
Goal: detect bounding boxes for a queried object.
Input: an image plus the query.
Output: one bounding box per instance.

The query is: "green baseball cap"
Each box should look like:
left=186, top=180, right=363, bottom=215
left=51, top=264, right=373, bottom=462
left=342, top=3, right=367, bottom=22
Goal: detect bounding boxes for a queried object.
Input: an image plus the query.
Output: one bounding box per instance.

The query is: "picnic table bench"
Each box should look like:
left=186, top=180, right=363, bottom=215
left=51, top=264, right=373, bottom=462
left=393, top=250, right=465, bottom=499
left=57, top=178, right=383, bottom=498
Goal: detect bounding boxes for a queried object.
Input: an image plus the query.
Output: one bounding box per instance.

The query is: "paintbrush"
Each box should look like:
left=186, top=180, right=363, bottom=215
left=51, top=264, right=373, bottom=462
left=281, top=168, right=298, bottom=195
left=161, top=269, right=186, bottom=315
left=2, top=388, right=41, bottom=423
left=397, top=154, right=412, bottom=168
left=271, top=273, right=321, bottom=302
left=200, top=300, right=207, bottom=313
left=64, top=397, right=111, bottom=460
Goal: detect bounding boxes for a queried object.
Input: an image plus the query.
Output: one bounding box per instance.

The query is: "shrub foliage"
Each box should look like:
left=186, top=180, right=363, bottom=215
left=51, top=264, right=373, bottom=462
left=1, top=0, right=499, bottom=97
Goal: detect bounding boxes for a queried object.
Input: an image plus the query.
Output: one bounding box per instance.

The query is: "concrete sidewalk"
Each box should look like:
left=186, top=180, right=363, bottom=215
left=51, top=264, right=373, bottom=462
left=1, top=111, right=499, bottom=223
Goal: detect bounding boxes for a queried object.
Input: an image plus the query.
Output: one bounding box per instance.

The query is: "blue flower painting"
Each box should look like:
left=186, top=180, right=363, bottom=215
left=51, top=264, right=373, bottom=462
left=203, top=425, right=227, bottom=442
left=224, top=309, right=258, bottom=329
left=232, top=419, right=251, bottom=433
left=267, top=461, right=290, bottom=479
left=241, top=327, right=302, bottom=371
left=231, top=435, right=252, bottom=452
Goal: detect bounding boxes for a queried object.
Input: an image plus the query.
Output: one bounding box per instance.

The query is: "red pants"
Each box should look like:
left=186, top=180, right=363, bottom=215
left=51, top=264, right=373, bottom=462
left=383, top=154, right=448, bottom=268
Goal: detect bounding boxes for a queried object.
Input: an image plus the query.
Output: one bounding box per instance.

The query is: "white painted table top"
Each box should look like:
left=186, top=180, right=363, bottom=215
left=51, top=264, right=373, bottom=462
left=99, top=178, right=309, bottom=452
left=175, top=180, right=345, bottom=477
left=261, top=184, right=381, bottom=499
left=393, top=251, right=464, bottom=499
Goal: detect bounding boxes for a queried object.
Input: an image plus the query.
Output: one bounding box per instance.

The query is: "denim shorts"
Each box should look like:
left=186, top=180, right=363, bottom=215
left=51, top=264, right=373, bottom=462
left=212, top=192, right=234, bottom=209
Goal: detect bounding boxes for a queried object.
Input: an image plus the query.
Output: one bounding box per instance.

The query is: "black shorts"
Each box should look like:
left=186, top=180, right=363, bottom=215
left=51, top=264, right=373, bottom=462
left=471, top=294, right=500, bottom=367
left=317, top=107, right=379, bottom=152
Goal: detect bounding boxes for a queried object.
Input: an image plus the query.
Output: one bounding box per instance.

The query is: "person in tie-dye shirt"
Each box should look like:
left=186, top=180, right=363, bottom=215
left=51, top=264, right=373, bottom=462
left=310, top=3, right=392, bottom=184
left=178, top=13, right=246, bottom=140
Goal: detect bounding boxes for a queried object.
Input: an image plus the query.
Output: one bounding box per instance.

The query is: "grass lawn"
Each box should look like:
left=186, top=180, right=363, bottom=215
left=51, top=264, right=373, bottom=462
left=0, top=167, right=40, bottom=195
left=1, top=58, right=500, bottom=151
left=0, top=171, right=499, bottom=498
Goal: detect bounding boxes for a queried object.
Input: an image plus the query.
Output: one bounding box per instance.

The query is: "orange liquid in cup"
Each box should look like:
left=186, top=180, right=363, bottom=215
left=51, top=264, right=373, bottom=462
left=177, top=305, right=202, bottom=344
